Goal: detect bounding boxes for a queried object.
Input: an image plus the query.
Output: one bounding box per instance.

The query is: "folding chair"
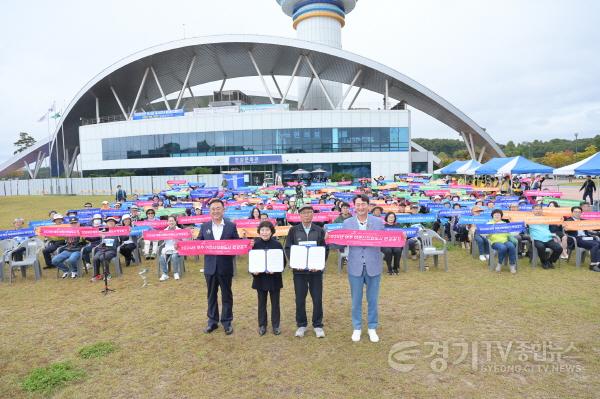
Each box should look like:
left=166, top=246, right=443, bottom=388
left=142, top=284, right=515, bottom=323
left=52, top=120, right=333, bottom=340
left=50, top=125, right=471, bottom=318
left=417, top=229, right=448, bottom=272
left=7, top=239, right=44, bottom=283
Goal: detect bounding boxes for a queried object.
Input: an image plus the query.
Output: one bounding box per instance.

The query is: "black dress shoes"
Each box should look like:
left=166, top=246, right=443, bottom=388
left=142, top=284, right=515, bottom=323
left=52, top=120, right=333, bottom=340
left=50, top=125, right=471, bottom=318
left=203, top=325, right=218, bottom=334
left=258, top=326, right=267, bottom=336
left=590, top=265, right=600, bottom=272
left=273, top=327, right=281, bottom=336
left=224, top=325, right=234, bottom=335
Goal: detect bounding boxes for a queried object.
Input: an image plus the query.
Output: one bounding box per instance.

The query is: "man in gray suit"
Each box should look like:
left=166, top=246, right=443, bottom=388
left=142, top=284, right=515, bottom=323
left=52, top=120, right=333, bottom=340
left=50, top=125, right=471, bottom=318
left=342, top=194, right=385, bottom=343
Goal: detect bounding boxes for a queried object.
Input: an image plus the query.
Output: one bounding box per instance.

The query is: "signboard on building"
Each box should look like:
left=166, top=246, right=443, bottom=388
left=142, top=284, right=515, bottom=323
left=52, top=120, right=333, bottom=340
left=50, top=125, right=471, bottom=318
left=133, top=109, right=184, bottom=120
left=229, top=155, right=283, bottom=165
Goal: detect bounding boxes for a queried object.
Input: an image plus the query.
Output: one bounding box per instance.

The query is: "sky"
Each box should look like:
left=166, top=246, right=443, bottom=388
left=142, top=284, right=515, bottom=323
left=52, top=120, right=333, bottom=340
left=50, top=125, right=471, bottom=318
left=0, top=0, right=599, bottom=163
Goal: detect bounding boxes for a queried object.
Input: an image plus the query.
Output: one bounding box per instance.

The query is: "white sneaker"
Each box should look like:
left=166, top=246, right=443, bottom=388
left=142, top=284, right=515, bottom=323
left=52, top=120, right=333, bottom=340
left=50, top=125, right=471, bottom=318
left=314, top=327, right=325, bottom=338
left=174, top=273, right=180, bottom=280
left=485, top=254, right=490, bottom=260
left=479, top=255, right=487, bottom=262
left=351, top=330, right=361, bottom=342
left=495, top=264, right=501, bottom=273
left=295, top=327, right=306, bottom=337
left=510, top=265, right=517, bottom=274
left=367, top=329, right=379, bottom=343
left=85, top=263, right=91, bottom=271
left=159, top=273, right=169, bottom=281
left=61, top=272, right=69, bottom=279
left=71, top=272, right=78, bottom=279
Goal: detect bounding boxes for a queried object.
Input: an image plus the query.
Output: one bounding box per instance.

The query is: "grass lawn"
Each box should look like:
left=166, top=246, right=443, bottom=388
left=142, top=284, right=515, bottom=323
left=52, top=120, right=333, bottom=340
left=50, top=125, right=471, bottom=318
left=1, top=196, right=599, bottom=398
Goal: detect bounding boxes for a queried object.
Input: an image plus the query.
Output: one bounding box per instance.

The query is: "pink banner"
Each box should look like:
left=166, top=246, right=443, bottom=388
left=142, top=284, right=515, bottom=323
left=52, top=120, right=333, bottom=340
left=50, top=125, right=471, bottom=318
left=167, top=179, right=187, bottom=185
left=524, top=191, right=562, bottom=197
left=135, top=220, right=169, bottom=228
left=234, top=218, right=277, bottom=228
left=177, top=215, right=212, bottom=224
left=286, top=213, right=331, bottom=223
left=338, top=181, right=353, bottom=186
left=318, top=211, right=341, bottom=221
left=287, top=182, right=300, bottom=186
left=582, top=212, right=600, bottom=220
left=177, top=239, right=253, bottom=255
left=326, top=229, right=406, bottom=247
left=79, top=226, right=131, bottom=237
left=136, top=201, right=154, bottom=206
left=38, top=226, right=80, bottom=237
left=143, top=229, right=192, bottom=241
left=269, top=203, right=288, bottom=210
left=425, top=190, right=450, bottom=196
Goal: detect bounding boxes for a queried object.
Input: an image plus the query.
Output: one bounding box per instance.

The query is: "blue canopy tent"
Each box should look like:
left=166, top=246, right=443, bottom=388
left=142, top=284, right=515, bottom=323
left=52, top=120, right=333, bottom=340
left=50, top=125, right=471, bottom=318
left=438, top=160, right=468, bottom=174
left=475, top=156, right=553, bottom=175
left=454, top=159, right=481, bottom=175
left=554, top=152, right=600, bottom=176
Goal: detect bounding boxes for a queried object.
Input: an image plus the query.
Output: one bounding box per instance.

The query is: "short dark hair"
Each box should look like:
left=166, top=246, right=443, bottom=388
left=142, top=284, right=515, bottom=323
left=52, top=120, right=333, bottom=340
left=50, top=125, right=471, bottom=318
left=257, top=220, right=275, bottom=234
left=340, top=202, right=350, bottom=208
left=208, top=199, right=224, bottom=207
left=571, top=206, right=583, bottom=212
left=491, top=209, right=504, bottom=217
left=384, top=212, right=397, bottom=223
left=353, top=194, right=370, bottom=205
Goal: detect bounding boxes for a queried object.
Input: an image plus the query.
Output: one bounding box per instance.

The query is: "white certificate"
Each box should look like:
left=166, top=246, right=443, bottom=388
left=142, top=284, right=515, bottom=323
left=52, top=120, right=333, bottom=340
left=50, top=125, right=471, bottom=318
left=290, top=245, right=325, bottom=270
left=249, top=249, right=284, bottom=273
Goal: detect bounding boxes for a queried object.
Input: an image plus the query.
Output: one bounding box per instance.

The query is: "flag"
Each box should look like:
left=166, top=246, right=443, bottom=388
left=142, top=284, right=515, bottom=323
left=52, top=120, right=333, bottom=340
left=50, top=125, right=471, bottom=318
left=50, top=112, right=61, bottom=119
left=37, top=102, right=56, bottom=122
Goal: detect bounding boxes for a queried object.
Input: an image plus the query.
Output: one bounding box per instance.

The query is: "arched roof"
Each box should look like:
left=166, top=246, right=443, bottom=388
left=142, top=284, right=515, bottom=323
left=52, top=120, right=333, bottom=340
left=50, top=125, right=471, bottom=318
left=0, top=34, right=503, bottom=175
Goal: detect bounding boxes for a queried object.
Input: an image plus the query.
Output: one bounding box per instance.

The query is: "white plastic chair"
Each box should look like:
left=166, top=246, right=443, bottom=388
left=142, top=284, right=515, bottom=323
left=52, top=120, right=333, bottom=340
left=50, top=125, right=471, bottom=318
left=417, top=229, right=448, bottom=272
left=7, top=238, right=44, bottom=283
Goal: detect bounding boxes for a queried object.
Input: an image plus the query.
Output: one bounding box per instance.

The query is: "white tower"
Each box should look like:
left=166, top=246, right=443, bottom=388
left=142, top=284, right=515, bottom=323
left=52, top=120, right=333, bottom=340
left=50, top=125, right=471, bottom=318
left=277, top=0, right=358, bottom=110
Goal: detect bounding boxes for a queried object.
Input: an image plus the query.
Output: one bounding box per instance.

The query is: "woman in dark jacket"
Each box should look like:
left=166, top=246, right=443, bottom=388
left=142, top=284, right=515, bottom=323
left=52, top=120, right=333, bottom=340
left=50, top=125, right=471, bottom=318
left=91, top=217, right=121, bottom=281
left=382, top=212, right=402, bottom=275
left=251, top=221, right=285, bottom=336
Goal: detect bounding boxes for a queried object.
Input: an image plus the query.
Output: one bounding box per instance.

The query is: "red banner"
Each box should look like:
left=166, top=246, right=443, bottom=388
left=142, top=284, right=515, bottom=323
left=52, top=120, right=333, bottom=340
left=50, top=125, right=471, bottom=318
left=142, top=229, right=192, bottom=240
left=326, top=229, right=407, bottom=247
left=38, top=226, right=80, bottom=237
left=177, top=239, right=253, bottom=255
left=524, top=190, right=562, bottom=197
left=167, top=179, right=187, bottom=185
left=135, top=220, right=169, bottom=228
left=234, top=218, right=277, bottom=228
left=286, top=213, right=331, bottom=223
left=78, top=226, right=131, bottom=237
left=177, top=215, right=212, bottom=224
left=136, top=201, right=155, bottom=206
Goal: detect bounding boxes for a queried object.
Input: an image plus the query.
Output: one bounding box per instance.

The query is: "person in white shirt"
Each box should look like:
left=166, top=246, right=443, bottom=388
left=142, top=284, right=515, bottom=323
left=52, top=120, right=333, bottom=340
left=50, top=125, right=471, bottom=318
left=159, top=216, right=183, bottom=281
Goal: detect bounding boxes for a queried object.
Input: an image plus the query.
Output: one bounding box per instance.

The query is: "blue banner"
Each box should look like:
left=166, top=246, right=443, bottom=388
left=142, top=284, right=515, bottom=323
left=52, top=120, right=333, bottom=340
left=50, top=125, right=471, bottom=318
left=0, top=228, right=36, bottom=240
left=130, top=225, right=152, bottom=236
left=66, top=208, right=101, bottom=215
left=476, top=222, right=525, bottom=235
left=437, top=209, right=472, bottom=217
left=133, top=108, right=184, bottom=120
left=263, top=210, right=286, bottom=219
left=101, top=210, right=129, bottom=217
left=29, top=220, right=54, bottom=228
left=395, top=214, right=437, bottom=224
left=172, top=203, right=193, bottom=209
left=384, top=227, right=419, bottom=238
left=457, top=216, right=492, bottom=225
left=325, top=223, right=343, bottom=231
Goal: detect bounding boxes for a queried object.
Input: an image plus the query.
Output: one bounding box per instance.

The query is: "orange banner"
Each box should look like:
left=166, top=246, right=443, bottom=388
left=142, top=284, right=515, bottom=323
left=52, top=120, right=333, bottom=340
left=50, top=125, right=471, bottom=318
left=237, top=225, right=291, bottom=238
left=563, top=220, right=600, bottom=231
left=538, top=208, right=572, bottom=217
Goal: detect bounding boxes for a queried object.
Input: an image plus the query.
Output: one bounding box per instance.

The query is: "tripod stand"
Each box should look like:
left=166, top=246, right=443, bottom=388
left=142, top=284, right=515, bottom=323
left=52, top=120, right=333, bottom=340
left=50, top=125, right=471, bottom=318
left=100, top=258, right=115, bottom=295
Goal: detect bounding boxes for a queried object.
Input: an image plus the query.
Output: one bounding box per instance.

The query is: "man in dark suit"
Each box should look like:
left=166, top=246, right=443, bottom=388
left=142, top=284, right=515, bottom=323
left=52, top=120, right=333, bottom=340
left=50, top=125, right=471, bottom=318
left=198, top=199, right=240, bottom=335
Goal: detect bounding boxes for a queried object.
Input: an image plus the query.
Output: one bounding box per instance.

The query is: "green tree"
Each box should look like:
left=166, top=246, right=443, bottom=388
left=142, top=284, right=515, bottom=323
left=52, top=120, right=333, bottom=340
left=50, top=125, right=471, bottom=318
left=13, top=132, right=36, bottom=154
